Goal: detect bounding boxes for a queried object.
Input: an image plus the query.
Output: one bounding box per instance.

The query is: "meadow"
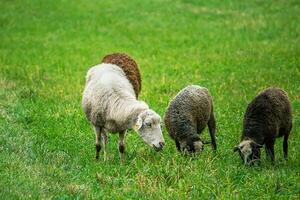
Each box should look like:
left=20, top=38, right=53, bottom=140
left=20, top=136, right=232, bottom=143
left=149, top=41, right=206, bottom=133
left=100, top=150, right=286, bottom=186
left=1, top=0, right=300, bottom=199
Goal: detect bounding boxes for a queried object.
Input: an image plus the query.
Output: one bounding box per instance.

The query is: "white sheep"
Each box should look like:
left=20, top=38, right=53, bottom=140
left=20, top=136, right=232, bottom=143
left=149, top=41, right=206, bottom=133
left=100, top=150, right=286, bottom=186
left=82, top=53, right=165, bottom=162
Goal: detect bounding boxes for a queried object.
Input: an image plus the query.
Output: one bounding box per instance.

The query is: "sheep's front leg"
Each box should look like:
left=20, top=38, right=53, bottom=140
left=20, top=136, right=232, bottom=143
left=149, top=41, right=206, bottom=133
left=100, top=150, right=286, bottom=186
left=175, top=140, right=181, bottom=151
left=265, top=140, right=275, bottom=162
left=94, top=126, right=103, bottom=160
left=119, top=130, right=126, bottom=163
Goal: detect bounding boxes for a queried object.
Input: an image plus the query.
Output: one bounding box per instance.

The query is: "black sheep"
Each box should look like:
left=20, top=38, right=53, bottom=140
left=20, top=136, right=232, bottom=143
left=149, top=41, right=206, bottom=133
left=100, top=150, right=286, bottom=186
left=234, top=87, right=292, bottom=165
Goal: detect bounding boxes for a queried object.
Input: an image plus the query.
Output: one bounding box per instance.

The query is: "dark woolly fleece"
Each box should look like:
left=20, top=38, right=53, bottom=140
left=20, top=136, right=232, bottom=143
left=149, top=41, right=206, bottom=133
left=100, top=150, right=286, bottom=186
left=243, top=88, right=292, bottom=143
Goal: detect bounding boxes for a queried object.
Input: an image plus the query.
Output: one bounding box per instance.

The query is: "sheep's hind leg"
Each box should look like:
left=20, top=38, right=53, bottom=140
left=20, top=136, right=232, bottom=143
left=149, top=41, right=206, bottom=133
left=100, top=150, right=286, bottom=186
left=283, top=135, right=288, bottom=160
left=207, top=113, right=217, bottom=150
left=101, top=131, right=108, bottom=161
left=119, top=130, right=126, bottom=163
left=281, top=125, right=291, bottom=160
left=94, top=126, right=103, bottom=160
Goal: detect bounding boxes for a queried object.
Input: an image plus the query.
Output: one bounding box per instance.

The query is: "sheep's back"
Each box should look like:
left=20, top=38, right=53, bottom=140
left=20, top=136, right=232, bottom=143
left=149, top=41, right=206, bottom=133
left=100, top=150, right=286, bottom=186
left=82, top=64, right=136, bottom=128
left=243, top=87, right=292, bottom=139
left=102, top=53, right=141, bottom=98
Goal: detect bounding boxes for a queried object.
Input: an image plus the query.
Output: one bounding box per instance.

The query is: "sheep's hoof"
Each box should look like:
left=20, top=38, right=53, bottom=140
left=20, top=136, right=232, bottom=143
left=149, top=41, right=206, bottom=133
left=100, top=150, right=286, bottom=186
left=103, top=152, right=107, bottom=162
left=120, top=154, right=125, bottom=164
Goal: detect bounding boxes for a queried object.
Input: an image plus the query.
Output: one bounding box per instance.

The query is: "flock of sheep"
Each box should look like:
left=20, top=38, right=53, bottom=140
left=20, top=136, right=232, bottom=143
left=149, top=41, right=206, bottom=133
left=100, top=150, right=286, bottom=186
left=82, top=53, right=293, bottom=165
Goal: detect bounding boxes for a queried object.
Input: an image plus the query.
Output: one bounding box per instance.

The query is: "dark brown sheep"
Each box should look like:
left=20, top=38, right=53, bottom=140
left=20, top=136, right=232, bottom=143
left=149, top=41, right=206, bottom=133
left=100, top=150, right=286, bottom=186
left=102, top=53, right=141, bottom=98
left=234, top=87, right=292, bottom=165
left=164, top=85, right=217, bottom=153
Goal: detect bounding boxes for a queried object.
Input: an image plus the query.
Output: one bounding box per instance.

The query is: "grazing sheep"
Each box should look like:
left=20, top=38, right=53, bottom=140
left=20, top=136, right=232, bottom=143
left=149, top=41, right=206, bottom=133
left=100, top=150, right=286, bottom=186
left=164, top=85, right=217, bottom=153
left=82, top=53, right=165, bottom=162
left=234, top=87, right=292, bottom=165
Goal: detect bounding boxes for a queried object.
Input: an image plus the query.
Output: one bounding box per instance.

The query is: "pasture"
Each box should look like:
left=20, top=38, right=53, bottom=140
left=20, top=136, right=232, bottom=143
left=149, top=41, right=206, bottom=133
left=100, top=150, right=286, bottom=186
left=1, top=0, right=299, bottom=199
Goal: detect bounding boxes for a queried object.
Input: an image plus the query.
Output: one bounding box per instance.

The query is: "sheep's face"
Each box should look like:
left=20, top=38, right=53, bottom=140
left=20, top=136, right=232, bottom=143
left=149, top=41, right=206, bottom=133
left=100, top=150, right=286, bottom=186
left=134, top=109, right=165, bottom=151
left=180, top=135, right=203, bottom=154
left=234, top=140, right=262, bottom=165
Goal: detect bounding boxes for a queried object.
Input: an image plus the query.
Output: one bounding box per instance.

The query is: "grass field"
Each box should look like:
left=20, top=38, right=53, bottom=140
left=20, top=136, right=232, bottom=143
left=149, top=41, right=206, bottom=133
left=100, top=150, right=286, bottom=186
left=1, top=0, right=300, bottom=199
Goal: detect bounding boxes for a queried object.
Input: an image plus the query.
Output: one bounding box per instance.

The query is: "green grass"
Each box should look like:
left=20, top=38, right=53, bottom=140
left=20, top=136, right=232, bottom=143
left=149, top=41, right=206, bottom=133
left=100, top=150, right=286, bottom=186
left=1, top=0, right=300, bottom=199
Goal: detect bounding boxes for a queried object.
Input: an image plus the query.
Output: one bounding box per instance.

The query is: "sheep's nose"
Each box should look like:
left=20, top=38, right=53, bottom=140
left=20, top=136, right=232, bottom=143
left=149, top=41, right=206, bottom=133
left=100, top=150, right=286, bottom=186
left=159, top=141, right=165, bottom=148
left=153, top=142, right=165, bottom=151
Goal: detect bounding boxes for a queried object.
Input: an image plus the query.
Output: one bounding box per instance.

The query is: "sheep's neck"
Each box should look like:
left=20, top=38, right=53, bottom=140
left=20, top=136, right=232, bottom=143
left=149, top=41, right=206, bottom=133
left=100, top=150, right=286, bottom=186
left=242, top=134, right=264, bottom=145
left=128, top=102, right=148, bottom=129
left=111, top=98, right=148, bottom=130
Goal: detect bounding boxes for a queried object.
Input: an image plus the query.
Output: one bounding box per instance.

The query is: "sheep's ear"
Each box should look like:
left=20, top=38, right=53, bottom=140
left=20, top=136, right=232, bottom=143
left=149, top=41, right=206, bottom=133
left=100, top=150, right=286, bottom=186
left=179, top=141, right=187, bottom=150
left=251, top=142, right=263, bottom=149
left=233, top=146, right=240, bottom=152
left=133, top=116, right=143, bottom=131
left=193, top=141, right=204, bottom=152
left=202, top=140, right=211, bottom=145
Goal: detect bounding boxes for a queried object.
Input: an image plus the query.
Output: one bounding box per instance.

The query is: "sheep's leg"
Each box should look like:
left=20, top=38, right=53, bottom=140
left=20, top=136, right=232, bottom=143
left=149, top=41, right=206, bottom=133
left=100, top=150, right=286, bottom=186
left=175, top=140, right=181, bottom=151
left=207, top=112, right=217, bottom=150
left=265, top=140, right=275, bottom=162
left=283, top=134, right=289, bottom=160
left=101, top=131, right=108, bottom=161
left=118, top=130, right=126, bottom=163
left=281, top=125, right=291, bottom=160
left=94, top=126, right=102, bottom=160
